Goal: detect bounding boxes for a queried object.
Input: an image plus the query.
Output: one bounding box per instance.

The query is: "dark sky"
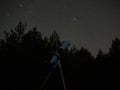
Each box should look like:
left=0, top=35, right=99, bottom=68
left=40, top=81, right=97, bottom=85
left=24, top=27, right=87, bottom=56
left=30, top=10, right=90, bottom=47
left=0, top=0, right=120, bottom=55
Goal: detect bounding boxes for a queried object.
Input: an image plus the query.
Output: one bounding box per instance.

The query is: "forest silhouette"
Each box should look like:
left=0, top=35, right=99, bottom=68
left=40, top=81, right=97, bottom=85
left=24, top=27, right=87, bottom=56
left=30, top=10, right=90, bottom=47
left=0, top=22, right=117, bottom=90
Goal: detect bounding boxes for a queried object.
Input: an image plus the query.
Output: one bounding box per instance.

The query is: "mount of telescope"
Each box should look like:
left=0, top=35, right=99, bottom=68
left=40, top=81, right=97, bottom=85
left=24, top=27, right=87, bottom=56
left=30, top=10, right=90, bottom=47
left=40, top=41, right=70, bottom=90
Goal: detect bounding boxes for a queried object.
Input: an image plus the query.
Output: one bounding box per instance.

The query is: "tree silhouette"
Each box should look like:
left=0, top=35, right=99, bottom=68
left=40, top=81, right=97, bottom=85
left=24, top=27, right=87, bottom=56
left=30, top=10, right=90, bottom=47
left=0, top=21, right=117, bottom=90
left=95, top=37, right=120, bottom=90
left=109, top=37, right=120, bottom=59
left=108, top=37, right=120, bottom=89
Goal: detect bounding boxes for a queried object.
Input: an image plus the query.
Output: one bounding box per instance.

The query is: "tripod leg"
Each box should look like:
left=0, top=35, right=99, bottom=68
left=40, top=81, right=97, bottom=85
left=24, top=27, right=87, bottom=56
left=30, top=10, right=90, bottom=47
left=58, top=60, right=67, bottom=90
left=39, top=63, right=58, bottom=90
left=39, top=71, right=52, bottom=90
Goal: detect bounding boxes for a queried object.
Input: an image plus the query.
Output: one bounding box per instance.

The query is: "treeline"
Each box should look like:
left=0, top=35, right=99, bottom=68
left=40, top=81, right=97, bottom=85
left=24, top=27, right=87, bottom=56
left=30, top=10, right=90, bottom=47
left=0, top=22, right=118, bottom=90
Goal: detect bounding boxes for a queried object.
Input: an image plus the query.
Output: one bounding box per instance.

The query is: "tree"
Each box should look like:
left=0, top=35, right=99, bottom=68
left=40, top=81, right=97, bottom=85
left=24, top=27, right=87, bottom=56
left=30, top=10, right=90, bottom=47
left=108, top=37, right=120, bottom=89
left=0, top=21, right=100, bottom=90
left=49, top=31, right=61, bottom=52
left=109, top=37, right=120, bottom=59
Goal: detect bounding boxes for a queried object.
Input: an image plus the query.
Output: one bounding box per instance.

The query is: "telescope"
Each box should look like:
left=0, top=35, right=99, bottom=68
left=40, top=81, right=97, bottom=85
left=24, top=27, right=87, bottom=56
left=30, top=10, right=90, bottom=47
left=40, top=41, right=70, bottom=90
left=50, top=41, right=71, bottom=64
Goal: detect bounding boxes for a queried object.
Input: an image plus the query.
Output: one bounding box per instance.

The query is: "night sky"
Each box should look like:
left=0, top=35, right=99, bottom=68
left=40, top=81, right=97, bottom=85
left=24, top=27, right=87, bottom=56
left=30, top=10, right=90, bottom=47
left=0, top=0, right=120, bottom=55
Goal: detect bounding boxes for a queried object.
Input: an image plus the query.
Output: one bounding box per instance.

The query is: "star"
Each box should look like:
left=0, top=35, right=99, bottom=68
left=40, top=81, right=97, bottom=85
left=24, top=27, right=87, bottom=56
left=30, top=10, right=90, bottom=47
left=73, top=17, right=77, bottom=22
left=18, top=3, right=24, bottom=8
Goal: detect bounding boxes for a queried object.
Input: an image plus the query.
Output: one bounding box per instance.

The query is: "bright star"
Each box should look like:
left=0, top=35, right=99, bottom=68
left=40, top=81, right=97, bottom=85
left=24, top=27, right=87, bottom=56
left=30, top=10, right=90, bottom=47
left=73, top=17, right=77, bottom=22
